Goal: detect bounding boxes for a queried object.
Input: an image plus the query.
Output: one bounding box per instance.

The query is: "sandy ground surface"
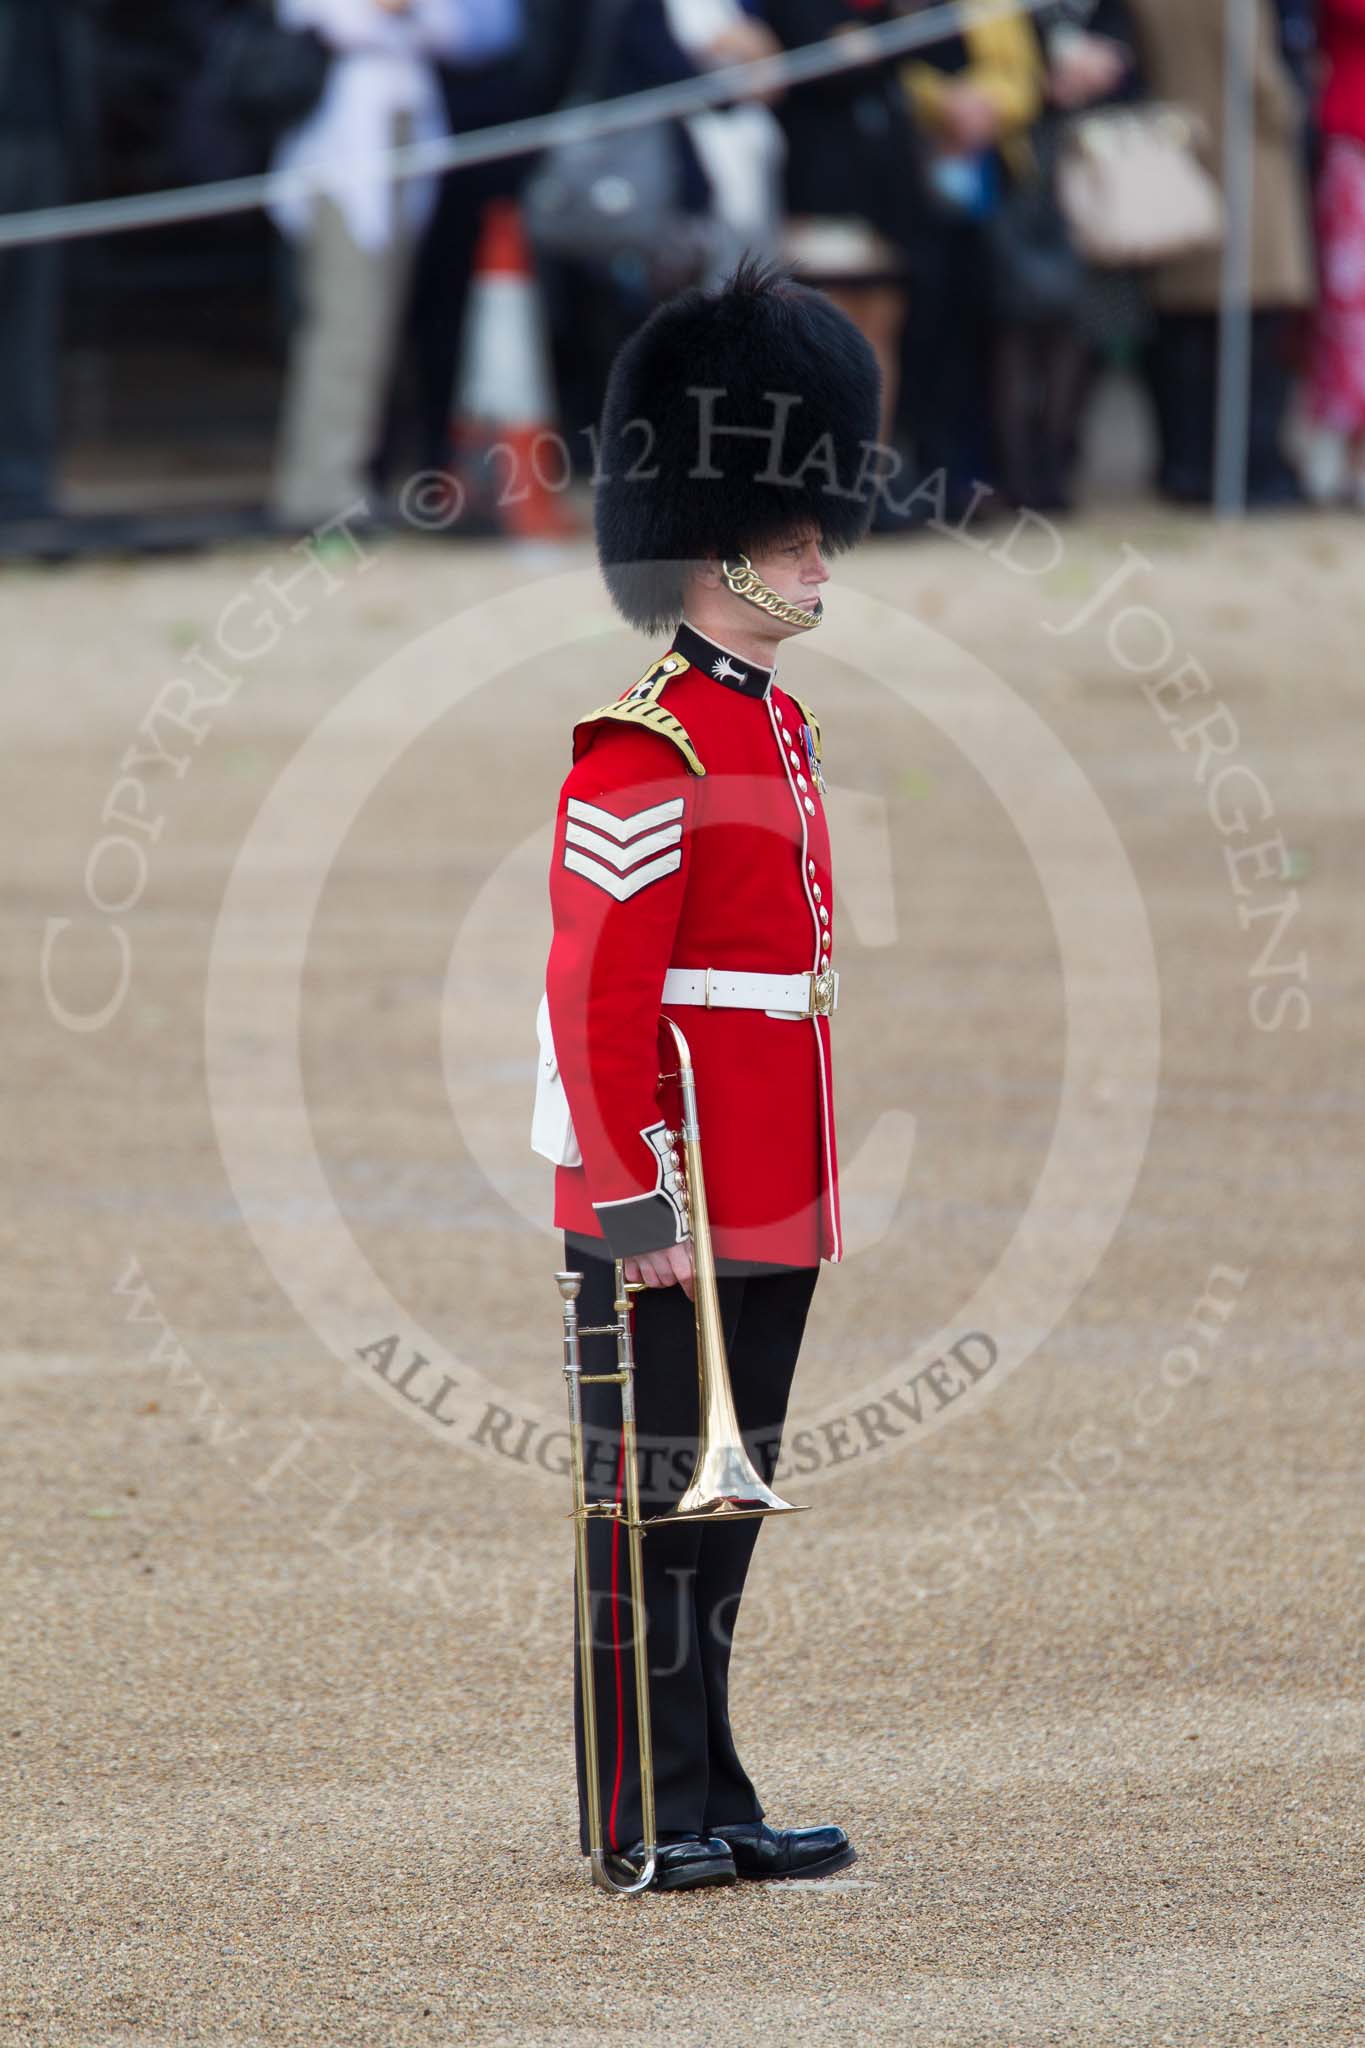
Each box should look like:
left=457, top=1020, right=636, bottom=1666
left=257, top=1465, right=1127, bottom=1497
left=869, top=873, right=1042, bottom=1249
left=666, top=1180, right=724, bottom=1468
left=4, top=508, right=1363, bottom=2047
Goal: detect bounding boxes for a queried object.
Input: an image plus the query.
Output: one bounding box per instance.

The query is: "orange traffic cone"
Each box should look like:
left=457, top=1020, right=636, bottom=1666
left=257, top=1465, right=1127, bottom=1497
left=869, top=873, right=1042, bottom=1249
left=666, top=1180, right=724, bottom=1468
left=450, top=200, right=576, bottom=540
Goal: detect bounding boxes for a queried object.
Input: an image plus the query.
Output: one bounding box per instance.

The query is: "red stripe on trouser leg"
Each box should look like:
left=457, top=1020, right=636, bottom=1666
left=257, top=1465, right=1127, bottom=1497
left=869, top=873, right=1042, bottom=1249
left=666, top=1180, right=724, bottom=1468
left=606, top=1433, right=627, bottom=1852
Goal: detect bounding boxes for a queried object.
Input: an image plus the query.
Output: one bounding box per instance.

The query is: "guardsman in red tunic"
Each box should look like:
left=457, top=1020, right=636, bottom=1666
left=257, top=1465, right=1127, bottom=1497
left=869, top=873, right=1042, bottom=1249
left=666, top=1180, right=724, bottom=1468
left=534, top=260, right=880, bottom=1891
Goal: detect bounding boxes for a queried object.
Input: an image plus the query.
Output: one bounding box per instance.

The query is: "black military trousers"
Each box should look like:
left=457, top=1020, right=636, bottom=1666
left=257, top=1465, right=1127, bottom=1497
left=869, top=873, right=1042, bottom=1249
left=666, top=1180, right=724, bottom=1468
left=566, top=1237, right=818, bottom=1855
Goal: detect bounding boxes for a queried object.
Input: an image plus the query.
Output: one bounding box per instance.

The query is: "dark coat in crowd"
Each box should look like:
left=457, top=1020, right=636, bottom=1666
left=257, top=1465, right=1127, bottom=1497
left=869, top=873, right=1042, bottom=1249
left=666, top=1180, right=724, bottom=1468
left=0, top=0, right=104, bottom=517
left=0, top=0, right=100, bottom=179
left=761, top=0, right=926, bottom=258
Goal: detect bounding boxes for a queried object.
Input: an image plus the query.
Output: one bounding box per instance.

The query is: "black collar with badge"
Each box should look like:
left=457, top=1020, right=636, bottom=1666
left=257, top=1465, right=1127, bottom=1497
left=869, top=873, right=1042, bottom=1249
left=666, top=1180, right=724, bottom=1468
left=671, top=620, right=773, bottom=700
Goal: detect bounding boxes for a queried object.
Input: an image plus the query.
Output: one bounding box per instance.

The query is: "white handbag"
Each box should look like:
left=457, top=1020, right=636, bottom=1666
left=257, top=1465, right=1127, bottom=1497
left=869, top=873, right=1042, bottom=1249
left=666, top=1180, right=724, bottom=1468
left=1055, top=103, right=1225, bottom=268
left=530, top=993, right=582, bottom=1168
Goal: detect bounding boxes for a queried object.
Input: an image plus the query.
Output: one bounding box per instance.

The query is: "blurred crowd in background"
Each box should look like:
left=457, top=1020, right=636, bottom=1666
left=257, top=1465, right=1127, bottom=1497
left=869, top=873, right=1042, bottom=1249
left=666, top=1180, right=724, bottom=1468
left=3, top=0, right=1365, bottom=552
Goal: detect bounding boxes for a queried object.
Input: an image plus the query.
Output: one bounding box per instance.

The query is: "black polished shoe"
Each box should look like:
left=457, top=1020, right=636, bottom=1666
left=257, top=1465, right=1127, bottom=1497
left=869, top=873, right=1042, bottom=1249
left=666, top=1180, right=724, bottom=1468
left=711, top=1819, right=856, bottom=1880
left=601, top=1834, right=737, bottom=1892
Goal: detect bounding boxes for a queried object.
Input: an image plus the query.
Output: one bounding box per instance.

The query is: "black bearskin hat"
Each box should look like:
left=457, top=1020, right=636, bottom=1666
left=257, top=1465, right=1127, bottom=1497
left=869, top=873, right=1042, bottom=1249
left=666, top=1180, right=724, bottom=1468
left=594, top=260, right=882, bottom=633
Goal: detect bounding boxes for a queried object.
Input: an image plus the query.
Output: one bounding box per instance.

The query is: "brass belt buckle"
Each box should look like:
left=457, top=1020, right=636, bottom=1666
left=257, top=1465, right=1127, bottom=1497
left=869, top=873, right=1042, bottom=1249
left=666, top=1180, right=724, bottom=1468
left=808, top=969, right=835, bottom=1018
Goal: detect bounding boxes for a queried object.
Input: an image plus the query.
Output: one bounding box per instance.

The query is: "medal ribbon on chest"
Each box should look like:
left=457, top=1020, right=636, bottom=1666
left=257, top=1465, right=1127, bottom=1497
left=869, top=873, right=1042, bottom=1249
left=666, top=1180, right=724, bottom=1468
left=801, top=722, right=826, bottom=795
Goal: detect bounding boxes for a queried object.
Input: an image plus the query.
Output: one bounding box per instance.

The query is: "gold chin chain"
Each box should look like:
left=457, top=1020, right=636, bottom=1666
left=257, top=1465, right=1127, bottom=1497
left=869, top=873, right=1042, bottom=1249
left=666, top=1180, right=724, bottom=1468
left=721, top=555, right=823, bottom=631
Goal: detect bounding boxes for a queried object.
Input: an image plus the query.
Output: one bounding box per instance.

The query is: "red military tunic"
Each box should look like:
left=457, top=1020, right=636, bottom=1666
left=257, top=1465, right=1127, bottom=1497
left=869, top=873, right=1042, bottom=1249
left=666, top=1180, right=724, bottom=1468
left=543, top=619, right=841, bottom=1269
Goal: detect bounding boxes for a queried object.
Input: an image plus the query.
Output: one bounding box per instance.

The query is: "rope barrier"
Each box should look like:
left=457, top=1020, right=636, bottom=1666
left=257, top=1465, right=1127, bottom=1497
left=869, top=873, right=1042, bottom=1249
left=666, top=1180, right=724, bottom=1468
left=0, top=0, right=1052, bottom=251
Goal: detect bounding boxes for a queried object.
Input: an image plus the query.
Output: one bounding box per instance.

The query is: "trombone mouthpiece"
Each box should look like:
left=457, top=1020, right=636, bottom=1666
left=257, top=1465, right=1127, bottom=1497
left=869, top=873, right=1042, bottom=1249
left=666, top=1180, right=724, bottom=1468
left=555, top=1271, right=583, bottom=1302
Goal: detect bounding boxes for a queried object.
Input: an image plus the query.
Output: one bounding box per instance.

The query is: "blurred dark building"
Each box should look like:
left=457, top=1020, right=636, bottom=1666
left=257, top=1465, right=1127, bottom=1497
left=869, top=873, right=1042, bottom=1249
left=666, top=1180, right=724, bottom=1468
left=53, top=2, right=286, bottom=507
left=43, top=0, right=584, bottom=516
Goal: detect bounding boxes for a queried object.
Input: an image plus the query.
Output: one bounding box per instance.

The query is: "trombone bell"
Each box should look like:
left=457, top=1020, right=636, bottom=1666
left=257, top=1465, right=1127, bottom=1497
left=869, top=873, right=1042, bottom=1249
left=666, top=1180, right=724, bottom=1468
left=653, top=1015, right=806, bottom=1527
left=668, top=1442, right=800, bottom=1522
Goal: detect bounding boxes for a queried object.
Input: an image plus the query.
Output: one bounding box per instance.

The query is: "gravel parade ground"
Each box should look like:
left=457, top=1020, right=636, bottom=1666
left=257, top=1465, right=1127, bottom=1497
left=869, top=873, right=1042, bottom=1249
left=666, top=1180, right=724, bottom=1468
left=5, top=512, right=1362, bottom=2047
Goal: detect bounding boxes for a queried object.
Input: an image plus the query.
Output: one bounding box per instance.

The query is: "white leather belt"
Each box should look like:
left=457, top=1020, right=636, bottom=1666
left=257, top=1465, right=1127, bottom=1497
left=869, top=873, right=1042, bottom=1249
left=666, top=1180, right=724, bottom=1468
left=661, top=966, right=839, bottom=1019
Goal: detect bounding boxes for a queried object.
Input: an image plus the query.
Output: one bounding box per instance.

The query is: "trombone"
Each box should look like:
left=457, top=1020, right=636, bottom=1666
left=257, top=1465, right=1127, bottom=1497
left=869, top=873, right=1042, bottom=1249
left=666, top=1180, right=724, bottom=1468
left=556, top=1016, right=807, bottom=1895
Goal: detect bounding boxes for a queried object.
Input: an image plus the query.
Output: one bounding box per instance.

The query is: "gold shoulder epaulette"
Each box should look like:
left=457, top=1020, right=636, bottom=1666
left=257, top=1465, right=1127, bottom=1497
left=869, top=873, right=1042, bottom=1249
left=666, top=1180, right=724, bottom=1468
left=789, top=693, right=823, bottom=765
left=575, top=653, right=706, bottom=776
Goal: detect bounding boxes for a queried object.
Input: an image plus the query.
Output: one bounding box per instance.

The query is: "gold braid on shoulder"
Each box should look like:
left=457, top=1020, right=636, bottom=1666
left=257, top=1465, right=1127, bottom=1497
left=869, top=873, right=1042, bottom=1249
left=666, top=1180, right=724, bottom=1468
left=574, top=654, right=706, bottom=776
